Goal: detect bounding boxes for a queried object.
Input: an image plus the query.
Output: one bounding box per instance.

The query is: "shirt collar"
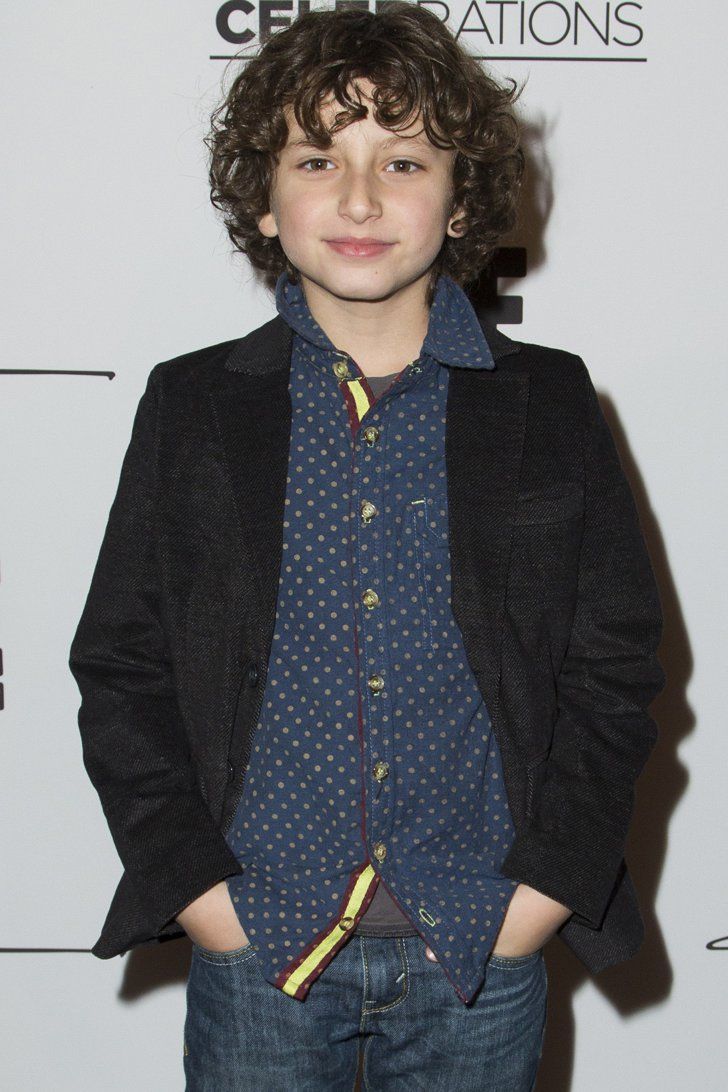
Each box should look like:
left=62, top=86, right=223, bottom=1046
left=274, top=270, right=495, bottom=371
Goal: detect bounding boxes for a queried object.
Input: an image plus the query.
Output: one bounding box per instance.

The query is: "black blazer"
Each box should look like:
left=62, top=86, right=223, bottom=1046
left=69, top=311, right=665, bottom=974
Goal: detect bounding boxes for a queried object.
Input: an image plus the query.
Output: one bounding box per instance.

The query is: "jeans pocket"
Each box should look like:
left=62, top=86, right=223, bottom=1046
left=488, top=948, right=543, bottom=969
left=192, top=940, right=257, bottom=966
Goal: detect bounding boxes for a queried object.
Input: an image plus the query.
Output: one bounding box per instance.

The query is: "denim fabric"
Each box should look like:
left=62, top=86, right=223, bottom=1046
left=183, top=935, right=547, bottom=1091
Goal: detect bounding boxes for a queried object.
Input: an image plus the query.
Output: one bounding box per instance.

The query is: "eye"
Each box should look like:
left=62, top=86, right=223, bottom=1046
left=299, top=157, right=334, bottom=172
left=297, top=158, right=423, bottom=174
left=386, top=159, right=422, bottom=174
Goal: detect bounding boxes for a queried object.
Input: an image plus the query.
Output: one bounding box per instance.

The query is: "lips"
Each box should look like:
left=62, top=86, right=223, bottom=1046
left=325, top=240, right=394, bottom=258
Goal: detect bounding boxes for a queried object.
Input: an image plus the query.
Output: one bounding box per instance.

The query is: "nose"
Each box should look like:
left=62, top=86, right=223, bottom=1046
left=337, top=167, right=382, bottom=221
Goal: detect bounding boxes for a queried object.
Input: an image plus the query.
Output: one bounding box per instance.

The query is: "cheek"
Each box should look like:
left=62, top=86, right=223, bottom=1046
left=275, top=200, right=319, bottom=247
left=401, top=193, right=452, bottom=232
left=299, top=184, right=336, bottom=223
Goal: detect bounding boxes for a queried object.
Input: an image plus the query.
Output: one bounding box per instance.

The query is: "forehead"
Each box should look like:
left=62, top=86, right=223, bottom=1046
left=285, top=127, right=433, bottom=152
left=282, top=81, right=433, bottom=149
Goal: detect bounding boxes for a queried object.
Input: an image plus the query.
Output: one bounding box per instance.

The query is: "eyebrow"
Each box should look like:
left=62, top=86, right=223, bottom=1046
left=287, top=133, right=431, bottom=152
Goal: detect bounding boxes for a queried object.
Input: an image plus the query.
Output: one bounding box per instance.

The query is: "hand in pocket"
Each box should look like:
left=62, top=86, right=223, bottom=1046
left=424, top=883, right=572, bottom=963
left=175, top=879, right=251, bottom=953
left=491, top=883, right=571, bottom=958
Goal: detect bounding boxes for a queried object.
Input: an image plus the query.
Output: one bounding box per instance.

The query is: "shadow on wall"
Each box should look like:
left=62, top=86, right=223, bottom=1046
left=469, top=112, right=556, bottom=316
left=535, top=390, right=688, bottom=1091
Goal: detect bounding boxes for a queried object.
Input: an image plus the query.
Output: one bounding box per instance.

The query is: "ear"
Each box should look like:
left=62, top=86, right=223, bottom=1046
left=447, top=205, right=467, bottom=238
left=257, top=210, right=279, bottom=238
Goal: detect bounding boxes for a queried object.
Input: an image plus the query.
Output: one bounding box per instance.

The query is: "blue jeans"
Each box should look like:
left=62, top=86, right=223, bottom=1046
left=183, top=934, right=548, bottom=1091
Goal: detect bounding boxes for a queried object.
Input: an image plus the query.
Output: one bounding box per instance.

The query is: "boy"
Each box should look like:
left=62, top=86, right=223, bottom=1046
left=69, top=5, right=665, bottom=1090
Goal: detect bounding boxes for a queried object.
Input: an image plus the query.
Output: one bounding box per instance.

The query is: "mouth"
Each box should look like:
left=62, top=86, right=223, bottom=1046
left=325, top=239, right=395, bottom=258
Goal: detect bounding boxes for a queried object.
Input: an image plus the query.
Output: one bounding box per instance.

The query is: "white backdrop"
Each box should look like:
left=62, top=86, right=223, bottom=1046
left=2, top=2, right=726, bottom=1088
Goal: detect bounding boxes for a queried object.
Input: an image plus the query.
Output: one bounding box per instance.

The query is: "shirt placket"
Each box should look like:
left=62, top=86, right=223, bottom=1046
left=332, top=350, right=423, bottom=888
left=267, top=349, right=387, bottom=1001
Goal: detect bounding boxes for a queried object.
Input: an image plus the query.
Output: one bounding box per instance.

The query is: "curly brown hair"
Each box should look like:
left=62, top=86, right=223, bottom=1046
left=206, top=3, right=525, bottom=305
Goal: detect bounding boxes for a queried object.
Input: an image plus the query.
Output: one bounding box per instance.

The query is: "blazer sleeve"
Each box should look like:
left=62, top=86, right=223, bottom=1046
left=68, top=366, right=242, bottom=937
left=500, top=357, right=666, bottom=929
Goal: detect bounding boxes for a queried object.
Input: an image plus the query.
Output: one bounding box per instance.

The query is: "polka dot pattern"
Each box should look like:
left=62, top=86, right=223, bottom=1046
left=224, top=271, right=518, bottom=1005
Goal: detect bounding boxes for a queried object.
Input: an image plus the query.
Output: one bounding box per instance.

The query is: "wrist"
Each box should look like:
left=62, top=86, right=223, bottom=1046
left=515, top=883, right=572, bottom=924
left=492, top=883, right=572, bottom=956
left=175, top=879, right=232, bottom=931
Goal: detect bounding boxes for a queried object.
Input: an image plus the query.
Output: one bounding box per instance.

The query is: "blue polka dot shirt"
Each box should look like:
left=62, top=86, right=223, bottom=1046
left=224, top=269, right=519, bottom=1004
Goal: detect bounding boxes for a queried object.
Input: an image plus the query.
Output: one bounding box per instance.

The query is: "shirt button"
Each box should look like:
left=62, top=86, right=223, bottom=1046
left=373, top=843, right=387, bottom=862
left=363, top=426, right=380, bottom=445
left=338, top=915, right=355, bottom=931
left=367, top=674, right=384, bottom=694
left=361, top=500, right=378, bottom=523
left=373, top=761, right=389, bottom=781
left=333, top=359, right=350, bottom=380
left=362, top=589, right=379, bottom=609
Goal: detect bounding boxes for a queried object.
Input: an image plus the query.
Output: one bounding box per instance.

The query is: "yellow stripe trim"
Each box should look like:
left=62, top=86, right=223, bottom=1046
left=281, top=862, right=378, bottom=997
left=347, top=378, right=372, bottom=422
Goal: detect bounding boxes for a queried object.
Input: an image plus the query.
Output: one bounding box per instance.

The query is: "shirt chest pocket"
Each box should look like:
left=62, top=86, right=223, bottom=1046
left=404, top=497, right=462, bottom=656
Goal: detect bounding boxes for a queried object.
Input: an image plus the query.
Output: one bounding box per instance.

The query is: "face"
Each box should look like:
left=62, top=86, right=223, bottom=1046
left=257, top=78, right=465, bottom=307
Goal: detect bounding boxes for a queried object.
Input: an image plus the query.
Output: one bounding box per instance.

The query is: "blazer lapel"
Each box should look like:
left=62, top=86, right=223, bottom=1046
left=208, top=317, right=293, bottom=646
left=446, top=352, right=530, bottom=714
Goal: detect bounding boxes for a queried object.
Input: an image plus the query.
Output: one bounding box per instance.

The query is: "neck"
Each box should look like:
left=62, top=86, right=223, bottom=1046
left=300, top=273, right=432, bottom=377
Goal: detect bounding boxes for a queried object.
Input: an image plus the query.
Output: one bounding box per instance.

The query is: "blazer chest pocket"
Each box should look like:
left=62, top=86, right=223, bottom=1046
left=514, top=488, right=583, bottom=526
